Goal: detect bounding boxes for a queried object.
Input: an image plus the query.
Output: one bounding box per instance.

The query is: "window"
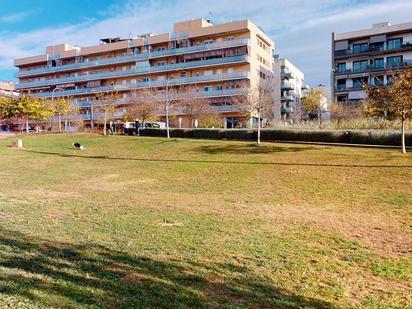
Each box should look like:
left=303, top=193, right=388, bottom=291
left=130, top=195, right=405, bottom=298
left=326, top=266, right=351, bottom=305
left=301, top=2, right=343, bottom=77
left=352, top=43, right=369, bottom=54
left=204, top=86, right=212, bottom=92
left=353, top=60, right=368, bottom=72
left=157, top=61, right=165, bottom=66
left=336, top=63, right=346, bottom=73
left=374, top=76, right=384, bottom=86
left=352, top=77, right=367, bottom=89
left=227, top=37, right=234, bottom=41
left=373, top=58, right=384, bottom=69
left=370, top=42, right=384, bottom=52
left=387, top=38, right=402, bottom=50
left=387, top=56, right=402, bottom=68
left=216, top=85, right=223, bottom=91
left=336, top=79, right=346, bottom=90
left=180, top=71, right=187, bottom=77
left=143, top=77, right=150, bottom=82
left=157, top=47, right=166, bottom=52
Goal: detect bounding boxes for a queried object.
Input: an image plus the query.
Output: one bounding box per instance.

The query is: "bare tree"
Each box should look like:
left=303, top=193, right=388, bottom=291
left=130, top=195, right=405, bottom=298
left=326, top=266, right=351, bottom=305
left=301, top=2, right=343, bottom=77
left=176, top=86, right=216, bottom=128
left=126, top=89, right=159, bottom=127
left=92, top=91, right=120, bottom=136
left=234, top=79, right=274, bottom=144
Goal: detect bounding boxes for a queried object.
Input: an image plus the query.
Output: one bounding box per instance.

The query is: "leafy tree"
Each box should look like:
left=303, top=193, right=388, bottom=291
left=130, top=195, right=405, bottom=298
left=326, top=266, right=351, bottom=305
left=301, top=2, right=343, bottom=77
left=126, top=89, right=159, bottom=127
left=301, top=88, right=324, bottom=126
left=2, top=95, right=52, bottom=132
left=365, top=70, right=412, bottom=153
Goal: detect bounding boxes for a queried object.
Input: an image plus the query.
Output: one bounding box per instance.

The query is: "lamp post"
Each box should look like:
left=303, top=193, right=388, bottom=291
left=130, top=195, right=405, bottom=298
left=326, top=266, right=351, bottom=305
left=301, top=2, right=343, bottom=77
left=51, top=87, right=64, bottom=132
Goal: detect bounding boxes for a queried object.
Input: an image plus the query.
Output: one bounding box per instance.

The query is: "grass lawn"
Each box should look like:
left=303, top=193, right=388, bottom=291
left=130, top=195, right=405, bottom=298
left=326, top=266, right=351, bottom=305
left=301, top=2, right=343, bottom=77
left=0, top=133, right=411, bottom=308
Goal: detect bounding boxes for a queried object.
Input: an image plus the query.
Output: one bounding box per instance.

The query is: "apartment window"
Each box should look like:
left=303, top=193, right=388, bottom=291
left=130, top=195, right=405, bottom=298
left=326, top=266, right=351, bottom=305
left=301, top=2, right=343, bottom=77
left=216, top=85, right=223, bottom=91
left=180, top=71, right=187, bottom=77
left=157, top=61, right=165, bottom=66
left=336, top=63, right=346, bottom=73
left=387, top=38, right=402, bottom=50
left=373, top=58, right=384, bottom=69
left=157, top=47, right=166, bottom=52
left=370, top=42, right=384, bottom=52
left=387, top=56, right=402, bottom=68
left=227, top=37, right=234, bottom=41
left=353, top=77, right=367, bottom=89
left=352, top=43, right=369, bottom=54
left=204, top=40, right=213, bottom=45
left=143, top=77, right=150, bottom=82
left=374, top=76, right=384, bottom=86
left=353, top=60, right=369, bottom=72
left=336, top=79, right=346, bottom=90
left=204, top=86, right=212, bottom=92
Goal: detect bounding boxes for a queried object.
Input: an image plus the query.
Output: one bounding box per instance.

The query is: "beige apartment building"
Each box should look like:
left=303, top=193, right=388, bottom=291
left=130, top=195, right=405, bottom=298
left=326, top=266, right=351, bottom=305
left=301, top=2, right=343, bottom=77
left=14, top=18, right=274, bottom=129
left=0, top=80, right=18, bottom=97
left=332, top=21, right=412, bottom=104
left=273, top=56, right=309, bottom=123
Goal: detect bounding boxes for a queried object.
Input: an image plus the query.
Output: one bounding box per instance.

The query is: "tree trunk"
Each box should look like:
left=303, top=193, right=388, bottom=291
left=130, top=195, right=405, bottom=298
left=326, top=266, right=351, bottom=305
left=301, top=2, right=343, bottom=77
left=103, top=110, right=107, bottom=136
left=166, top=105, right=170, bottom=139
left=90, top=105, right=95, bottom=130
left=401, top=116, right=406, bottom=154
left=257, top=112, right=261, bottom=145
left=318, top=109, right=321, bottom=127
left=26, top=119, right=29, bottom=133
left=58, top=113, right=62, bottom=132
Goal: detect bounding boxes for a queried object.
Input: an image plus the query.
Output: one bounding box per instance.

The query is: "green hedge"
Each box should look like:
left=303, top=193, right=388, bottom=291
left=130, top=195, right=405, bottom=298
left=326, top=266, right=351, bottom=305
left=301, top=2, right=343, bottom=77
left=139, top=128, right=411, bottom=146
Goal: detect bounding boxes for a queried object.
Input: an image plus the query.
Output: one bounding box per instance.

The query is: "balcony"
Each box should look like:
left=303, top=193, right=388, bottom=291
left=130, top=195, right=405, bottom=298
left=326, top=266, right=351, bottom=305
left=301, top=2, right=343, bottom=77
left=15, top=39, right=250, bottom=78
left=334, top=59, right=412, bottom=76
left=16, top=55, right=250, bottom=90
left=334, top=42, right=412, bottom=58
left=281, top=95, right=295, bottom=102
left=334, top=84, right=364, bottom=92
left=33, top=72, right=251, bottom=98
left=281, top=81, right=294, bottom=90
left=76, top=89, right=248, bottom=115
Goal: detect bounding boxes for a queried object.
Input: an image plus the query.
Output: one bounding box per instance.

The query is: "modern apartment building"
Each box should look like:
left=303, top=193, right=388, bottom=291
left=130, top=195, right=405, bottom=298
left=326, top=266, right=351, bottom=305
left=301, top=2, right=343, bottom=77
left=273, top=56, right=309, bottom=122
left=14, top=18, right=274, bottom=128
left=0, top=80, right=18, bottom=97
left=332, top=21, right=412, bottom=104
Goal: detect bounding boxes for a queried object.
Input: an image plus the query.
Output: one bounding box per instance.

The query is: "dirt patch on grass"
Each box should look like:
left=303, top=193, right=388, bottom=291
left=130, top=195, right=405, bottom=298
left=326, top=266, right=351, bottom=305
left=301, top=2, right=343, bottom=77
left=120, top=273, right=149, bottom=283
left=81, top=174, right=155, bottom=191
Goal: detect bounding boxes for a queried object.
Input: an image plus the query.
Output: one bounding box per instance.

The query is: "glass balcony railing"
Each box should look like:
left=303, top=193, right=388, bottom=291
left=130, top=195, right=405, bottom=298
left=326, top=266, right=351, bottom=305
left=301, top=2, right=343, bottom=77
left=334, top=59, right=412, bottom=75
left=16, top=55, right=250, bottom=90
left=15, top=39, right=250, bottom=78
left=33, top=72, right=251, bottom=98
left=334, top=42, right=412, bottom=57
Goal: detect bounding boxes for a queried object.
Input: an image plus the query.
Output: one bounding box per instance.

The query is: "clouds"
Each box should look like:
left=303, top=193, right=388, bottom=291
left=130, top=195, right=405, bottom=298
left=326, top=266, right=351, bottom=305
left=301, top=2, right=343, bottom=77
left=1, top=0, right=412, bottom=85
left=0, top=9, right=40, bottom=24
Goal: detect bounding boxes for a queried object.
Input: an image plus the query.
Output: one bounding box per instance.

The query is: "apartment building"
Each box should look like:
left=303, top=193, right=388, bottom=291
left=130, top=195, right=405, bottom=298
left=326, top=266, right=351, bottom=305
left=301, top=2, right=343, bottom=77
left=273, top=56, right=309, bottom=122
left=0, top=80, right=18, bottom=97
left=332, top=21, right=412, bottom=104
left=14, top=18, right=274, bottom=128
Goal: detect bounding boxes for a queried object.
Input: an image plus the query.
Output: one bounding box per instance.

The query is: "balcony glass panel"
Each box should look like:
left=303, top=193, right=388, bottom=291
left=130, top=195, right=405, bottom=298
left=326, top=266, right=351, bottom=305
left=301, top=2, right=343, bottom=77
left=387, top=38, right=402, bottom=50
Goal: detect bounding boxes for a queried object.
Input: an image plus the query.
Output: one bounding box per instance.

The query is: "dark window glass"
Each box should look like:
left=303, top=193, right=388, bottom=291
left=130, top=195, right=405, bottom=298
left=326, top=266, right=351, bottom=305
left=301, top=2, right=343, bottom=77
left=353, top=60, right=369, bottom=72
left=387, top=56, right=402, bottom=68
left=353, top=77, right=367, bottom=89
left=336, top=63, right=346, bottom=73
left=370, top=42, right=384, bottom=52
left=387, top=38, right=402, bottom=50
left=373, top=58, right=384, bottom=69
left=336, top=79, right=346, bottom=90
left=374, top=76, right=384, bottom=86
left=353, top=43, right=369, bottom=54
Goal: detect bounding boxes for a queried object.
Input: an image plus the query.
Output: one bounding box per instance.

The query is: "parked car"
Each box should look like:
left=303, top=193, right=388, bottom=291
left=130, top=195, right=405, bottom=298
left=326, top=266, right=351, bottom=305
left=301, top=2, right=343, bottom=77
left=22, top=128, right=36, bottom=133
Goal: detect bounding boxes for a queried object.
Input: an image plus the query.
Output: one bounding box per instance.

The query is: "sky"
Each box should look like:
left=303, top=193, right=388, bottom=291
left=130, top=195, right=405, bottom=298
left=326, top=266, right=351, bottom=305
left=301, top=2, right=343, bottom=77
left=0, top=0, right=412, bottom=86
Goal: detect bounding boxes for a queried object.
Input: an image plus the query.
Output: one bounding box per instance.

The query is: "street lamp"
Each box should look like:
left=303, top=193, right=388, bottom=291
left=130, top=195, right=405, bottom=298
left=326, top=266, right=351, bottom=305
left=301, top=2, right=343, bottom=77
left=51, top=87, right=64, bottom=132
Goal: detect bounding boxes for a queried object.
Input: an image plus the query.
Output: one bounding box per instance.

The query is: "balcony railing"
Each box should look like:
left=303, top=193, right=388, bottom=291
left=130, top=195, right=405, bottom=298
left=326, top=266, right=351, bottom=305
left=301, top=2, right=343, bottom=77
left=334, top=84, right=364, bottom=91
left=16, top=55, right=250, bottom=90
left=281, top=81, right=294, bottom=90
left=334, top=42, right=412, bottom=57
left=334, top=59, right=412, bottom=75
left=32, top=72, right=251, bottom=98
left=15, top=39, right=250, bottom=78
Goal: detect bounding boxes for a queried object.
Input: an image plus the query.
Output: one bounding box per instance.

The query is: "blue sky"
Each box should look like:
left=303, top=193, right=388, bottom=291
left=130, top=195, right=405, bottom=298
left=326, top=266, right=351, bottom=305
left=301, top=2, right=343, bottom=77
left=1, top=0, right=412, bottom=86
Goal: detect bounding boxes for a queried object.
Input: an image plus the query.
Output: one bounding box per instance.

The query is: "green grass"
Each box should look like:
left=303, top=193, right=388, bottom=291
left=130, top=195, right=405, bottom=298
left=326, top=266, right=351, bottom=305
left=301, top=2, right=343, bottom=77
left=0, top=133, right=411, bottom=308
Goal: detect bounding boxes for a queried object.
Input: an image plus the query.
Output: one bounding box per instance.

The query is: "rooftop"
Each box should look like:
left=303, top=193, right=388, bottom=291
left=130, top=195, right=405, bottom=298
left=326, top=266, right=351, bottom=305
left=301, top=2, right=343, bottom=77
left=334, top=21, right=412, bottom=41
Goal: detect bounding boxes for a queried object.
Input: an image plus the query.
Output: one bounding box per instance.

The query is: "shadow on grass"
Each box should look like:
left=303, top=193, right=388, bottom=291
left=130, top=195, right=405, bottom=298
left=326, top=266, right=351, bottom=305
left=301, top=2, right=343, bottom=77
left=0, top=228, right=333, bottom=308
left=193, top=144, right=325, bottom=155
left=22, top=149, right=412, bottom=168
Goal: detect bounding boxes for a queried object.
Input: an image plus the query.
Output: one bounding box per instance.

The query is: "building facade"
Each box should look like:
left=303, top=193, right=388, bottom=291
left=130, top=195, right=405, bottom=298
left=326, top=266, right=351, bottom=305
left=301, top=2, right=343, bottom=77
left=0, top=80, right=18, bottom=97
left=14, top=18, right=274, bottom=128
left=273, top=56, right=309, bottom=123
left=332, top=21, right=412, bottom=104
